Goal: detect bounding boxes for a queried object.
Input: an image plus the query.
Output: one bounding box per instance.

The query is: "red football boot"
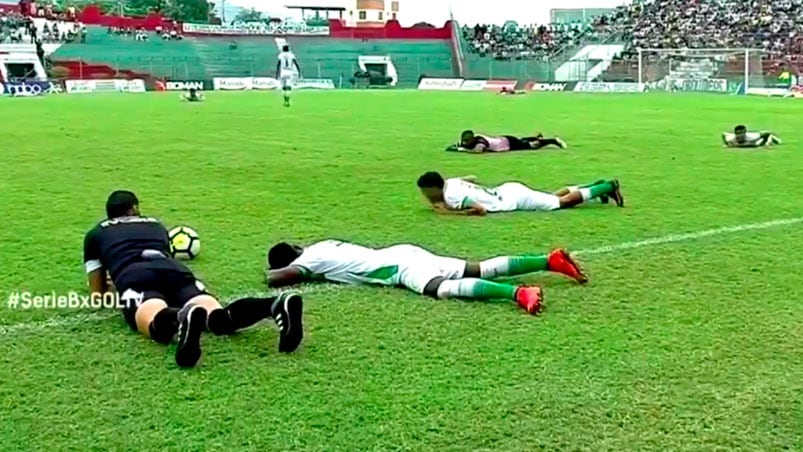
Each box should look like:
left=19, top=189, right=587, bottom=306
left=547, top=249, right=588, bottom=284
left=515, top=286, right=543, bottom=315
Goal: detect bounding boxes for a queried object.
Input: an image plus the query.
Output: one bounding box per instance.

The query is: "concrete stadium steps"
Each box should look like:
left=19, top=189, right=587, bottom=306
left=286, top=37, right=453, bottom=86
left=51, top=60, right=140, bottom=79
left=187, top=37, right=279, bottom=77
left=51, top=28, right=454, bottom=84
left=51, top=26, right=206, bottom=80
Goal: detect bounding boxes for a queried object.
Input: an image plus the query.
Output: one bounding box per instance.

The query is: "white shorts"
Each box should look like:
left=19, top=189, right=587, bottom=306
left=280, top=70, right=298, bottom=88
left=496, top=182, right=561, bottom=211
left=385, top=244, right=466, bottom=294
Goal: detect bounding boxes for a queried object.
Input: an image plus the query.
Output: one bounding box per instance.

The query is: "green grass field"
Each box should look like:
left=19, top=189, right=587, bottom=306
left=0, top=91, right=801, bottom=451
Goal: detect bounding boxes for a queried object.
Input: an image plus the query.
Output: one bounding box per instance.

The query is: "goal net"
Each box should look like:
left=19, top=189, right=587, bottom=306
left=636, top=48, right=768, bottom=94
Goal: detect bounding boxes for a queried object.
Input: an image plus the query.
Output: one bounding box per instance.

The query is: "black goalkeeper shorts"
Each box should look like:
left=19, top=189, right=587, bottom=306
left=504, top=136, right=532, bottom=150
left=115, top=259, right=209, bottom=331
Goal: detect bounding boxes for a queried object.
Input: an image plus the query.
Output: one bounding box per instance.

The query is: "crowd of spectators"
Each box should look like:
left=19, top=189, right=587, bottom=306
left=1, top=9, right=85, bottom=44
left=107, top=25, right=183, bottom=42
left=609, top=0, right=803, bottom=57
left=462, top=0, right=803, bottom=68
left=462, top=22, right=591, bottom=61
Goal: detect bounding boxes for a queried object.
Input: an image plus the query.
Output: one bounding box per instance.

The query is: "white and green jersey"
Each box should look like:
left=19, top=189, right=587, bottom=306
left=722, top=131, right=779, bottom=147
left=288, top=240, right=467, bottom=293
left=443, top=178, right=516, bottom=212
left=290, top=240, right=402, bottom=286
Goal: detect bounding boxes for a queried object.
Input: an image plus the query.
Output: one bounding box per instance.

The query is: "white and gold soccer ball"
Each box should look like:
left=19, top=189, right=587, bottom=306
left=169, top=226, right=201, bottom=260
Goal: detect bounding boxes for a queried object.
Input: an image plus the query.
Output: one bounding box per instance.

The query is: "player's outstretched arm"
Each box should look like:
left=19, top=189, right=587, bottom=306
left=431, top=201, right=486, bottom=216
left=84, top=229, right=111, bottom=296
left=266, top=266, right=306, bottom=288
left=86, top=268, right=110, bottom=295
left=464, top=203, right=487, bottom=216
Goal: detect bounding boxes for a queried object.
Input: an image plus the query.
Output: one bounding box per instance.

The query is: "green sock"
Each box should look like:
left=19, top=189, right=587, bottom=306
left=437, top=278, right=517, bottom=301
left=589, top=181, right=614, bottom=198
left=579, top=179, right=606, bottom=189
left=474, top=279, right=516, bottom=300
left=509, top=256, right=548, bottom=274
left=480, top=255, right=548, bottom=278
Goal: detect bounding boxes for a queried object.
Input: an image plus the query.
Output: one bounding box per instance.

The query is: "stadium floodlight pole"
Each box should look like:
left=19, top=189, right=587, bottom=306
left=744, top=48, right=749, bottom=93
left=637, top=47, right=643, bottom=86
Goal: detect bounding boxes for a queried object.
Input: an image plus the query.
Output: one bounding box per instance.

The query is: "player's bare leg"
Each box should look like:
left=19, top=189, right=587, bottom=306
left=557, top=180, right=621, bottom=208
left=174, top=293, right=303, bottom=368
left=464, top=250, right=587, bottom=283
left=556, top=180, right=609, bottom=204
left=282, top=84, right=291, bottom=107
left=423, top=277, right=544, bottom=315
left=132, top=298, right=207, bottom=368
left=134, top=298, right=179, bottom=343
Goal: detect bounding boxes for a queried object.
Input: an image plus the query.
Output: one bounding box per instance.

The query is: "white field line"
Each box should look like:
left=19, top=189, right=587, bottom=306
left=1, top=216, right=801, bottom=337
left=574, top=217, right=803, bottom=256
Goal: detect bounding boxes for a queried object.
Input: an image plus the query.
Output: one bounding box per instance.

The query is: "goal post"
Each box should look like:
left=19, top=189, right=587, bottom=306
left=636, top=48, right=768, bottom=94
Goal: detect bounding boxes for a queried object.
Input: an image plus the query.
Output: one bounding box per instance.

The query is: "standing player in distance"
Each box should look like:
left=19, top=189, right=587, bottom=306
left=417, top=172, right=623, bottom=216
left=276, top=44, right=301, bottom=107
left=265, top=240, right=588, bottom=315
left=83, top=190, right=304, bottom=368
left=722, top=125, right=781, bottom=148
left=445, top=130, right=567, bottom=153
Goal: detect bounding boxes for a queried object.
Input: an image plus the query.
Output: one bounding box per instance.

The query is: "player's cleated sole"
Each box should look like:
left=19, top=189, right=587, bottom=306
left=556, top=137, right=568, bottom=149
left=515, top=286, right=543, bottom=315
left=272, top=292, right=304, bottom=353
left=548, top=249, right=588, bottom=284
left=175, top=305, right=207, bottom=368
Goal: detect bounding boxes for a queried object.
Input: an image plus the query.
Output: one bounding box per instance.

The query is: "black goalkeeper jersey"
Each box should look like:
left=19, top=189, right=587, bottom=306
left=83, top=216, right=172, bottom=281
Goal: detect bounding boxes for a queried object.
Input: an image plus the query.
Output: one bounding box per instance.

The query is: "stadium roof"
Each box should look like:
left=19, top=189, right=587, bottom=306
left=285, top=5, right=347, bottom=11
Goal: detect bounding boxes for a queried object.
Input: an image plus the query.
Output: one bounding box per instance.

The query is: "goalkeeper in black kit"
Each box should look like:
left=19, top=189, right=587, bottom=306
left=722, top=125, right=781, bottom=148
left=83, top=190, right=303, bottom=368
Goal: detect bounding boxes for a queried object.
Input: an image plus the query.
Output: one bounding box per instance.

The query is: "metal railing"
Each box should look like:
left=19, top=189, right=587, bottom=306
left=61, top=55, right=457, bottom=86
left=60, top=53, right=777, bottom=85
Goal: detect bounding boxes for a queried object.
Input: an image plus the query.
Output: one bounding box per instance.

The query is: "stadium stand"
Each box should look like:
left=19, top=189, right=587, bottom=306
left=11, top=0, right=800, bottom=85
left=596, top=0, right=803, bottom=82
left=52, top=26, right=201, bottom=79
left=43, top=4, right=455, bottom=86
left=285, top=37, right=452, bottom=85
left=459, top=0, right=803, bottom=83
left=458, top=18, right=622, bottom=81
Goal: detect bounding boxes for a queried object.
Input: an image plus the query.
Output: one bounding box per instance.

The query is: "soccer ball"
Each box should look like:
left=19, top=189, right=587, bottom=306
left=169, top=226, right=201, bottom=260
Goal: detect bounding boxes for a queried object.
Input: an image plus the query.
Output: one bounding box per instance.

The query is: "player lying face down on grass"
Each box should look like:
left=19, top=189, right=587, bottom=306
left=264, top=240, right=588, bottom=315
left=445, top=130, right=567, bottom=153
left=498, top=87, right=526, bottom=95
left=416, top=172, right=623, bottom=216
left=722, top=125, right=782, bottom=148
left=83, top=190, right=303, bottom=368
left=180, top=88, right=203, bottom=102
